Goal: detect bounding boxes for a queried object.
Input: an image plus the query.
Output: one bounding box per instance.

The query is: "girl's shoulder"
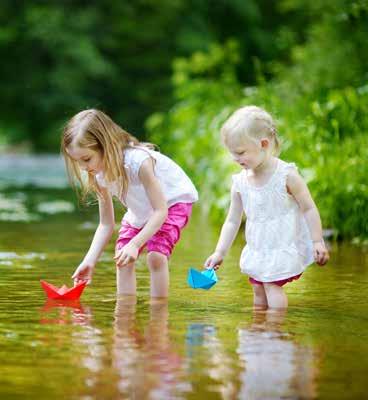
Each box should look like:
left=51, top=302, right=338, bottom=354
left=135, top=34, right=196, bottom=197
left=231, top=170, right=247, bottom=193
left=124, top=146, right=154, bottom=173
left=124, top=146, right=153, bottom=164
left=276, top=159, right=303, bottom=191
left=122, top=147, right=155, bottom=184
left=125, top=146, right=179, bottom=168
left=123, top=146, right=176, bottom=183
left=277, top=158, right=298, bottom=177
left=278, top=158, right=297, bottom=168
left=231, top=159, right=299, bottom=193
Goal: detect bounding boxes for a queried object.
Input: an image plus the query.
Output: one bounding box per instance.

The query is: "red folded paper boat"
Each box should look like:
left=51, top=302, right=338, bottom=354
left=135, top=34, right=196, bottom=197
left=40, top=280, right=87, bottom=300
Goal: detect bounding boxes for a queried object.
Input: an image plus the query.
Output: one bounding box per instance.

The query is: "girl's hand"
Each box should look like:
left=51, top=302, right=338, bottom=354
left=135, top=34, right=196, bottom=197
left=72, top=261, right=95, bottom=285
left=204, top=251, right=224, bottom=270
left=313, top=241, right=329, bottom=266
left=114, top=241, right=139, bottom=267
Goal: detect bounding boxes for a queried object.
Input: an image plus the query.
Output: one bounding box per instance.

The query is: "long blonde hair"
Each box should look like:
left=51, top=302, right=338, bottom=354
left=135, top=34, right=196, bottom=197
left=61, top=109, right=154, bottom=202
left=221, top=105, right=281, bottom=155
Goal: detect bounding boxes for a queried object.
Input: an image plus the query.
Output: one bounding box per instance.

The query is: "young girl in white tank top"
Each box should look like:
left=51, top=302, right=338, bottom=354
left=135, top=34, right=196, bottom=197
left=61, top=109, right=198, bottom=300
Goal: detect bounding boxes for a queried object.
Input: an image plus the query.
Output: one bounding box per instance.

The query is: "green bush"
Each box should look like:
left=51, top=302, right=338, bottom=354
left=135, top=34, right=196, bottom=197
left=147, top=42, right=368, bottom=240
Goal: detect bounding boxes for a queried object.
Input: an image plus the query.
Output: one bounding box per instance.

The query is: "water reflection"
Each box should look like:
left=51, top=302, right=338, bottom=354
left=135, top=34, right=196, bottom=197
left=185, top=323, right=237, bottom=398
left=113, top=298, right=185, bottom=399
left=39, top=299, right=106, bottom=395
left=2, top=154, right=367, bottom=399
left=186, top=323, right=217, bottom=358
left=237, top=310, right=317, bottom=399
left=40, top=299, right=92, bottom=326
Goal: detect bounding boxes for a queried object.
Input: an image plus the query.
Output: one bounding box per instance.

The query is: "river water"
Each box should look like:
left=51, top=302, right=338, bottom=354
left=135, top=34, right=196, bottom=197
left=0, top=155, right=367, bottom=399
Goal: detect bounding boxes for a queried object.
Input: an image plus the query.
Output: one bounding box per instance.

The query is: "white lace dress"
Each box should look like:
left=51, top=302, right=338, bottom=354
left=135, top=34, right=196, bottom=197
left=232, top=159, right=314, bottom=282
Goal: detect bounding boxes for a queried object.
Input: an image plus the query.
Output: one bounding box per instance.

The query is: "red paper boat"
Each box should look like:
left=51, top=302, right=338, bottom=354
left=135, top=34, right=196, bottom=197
left=40, top=280, right=87, bottom=300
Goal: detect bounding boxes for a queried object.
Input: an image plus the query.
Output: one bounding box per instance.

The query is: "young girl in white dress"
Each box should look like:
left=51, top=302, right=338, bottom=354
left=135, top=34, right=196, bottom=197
left=205, top=106, right=329, bottom=309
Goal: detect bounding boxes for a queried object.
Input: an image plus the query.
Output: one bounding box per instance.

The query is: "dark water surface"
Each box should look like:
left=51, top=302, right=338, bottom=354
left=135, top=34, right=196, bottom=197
left=0, top=155, right=367, bottom=399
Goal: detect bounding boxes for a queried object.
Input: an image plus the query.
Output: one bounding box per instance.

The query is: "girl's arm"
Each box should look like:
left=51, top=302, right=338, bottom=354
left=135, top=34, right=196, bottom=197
left=204, top=187, right=243, bottom=269
left=115, top=158, right=168, bottom=266
left=287, top=170, right=329, bottom=265
left=72, top=187, right=115, bottom=284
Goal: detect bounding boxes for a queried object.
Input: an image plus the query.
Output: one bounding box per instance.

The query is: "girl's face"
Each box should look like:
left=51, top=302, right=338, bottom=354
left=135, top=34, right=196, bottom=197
left=67, top=146, right=104, bottom=175
left=227, top=138, right=268, bottom=170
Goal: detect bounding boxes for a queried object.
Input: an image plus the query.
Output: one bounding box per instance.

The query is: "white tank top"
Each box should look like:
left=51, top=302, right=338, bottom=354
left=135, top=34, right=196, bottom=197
left=96, top=147, right=198, bottom=228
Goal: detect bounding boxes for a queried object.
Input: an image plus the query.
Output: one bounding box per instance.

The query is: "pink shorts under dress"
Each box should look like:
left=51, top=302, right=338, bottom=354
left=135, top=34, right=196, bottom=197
left=116, top=202, right=193, bottom=258
left=249, top=274, right=302, bottom=287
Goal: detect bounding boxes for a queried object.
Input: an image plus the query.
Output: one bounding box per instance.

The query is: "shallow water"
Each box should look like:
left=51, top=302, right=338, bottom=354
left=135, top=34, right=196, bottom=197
left=0, top=155, right=367, bottom=399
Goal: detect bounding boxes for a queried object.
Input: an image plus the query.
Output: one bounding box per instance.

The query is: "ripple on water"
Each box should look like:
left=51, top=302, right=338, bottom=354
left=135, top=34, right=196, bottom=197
left=0, top=252, right=46, bottom=261
left=37, top=201, right=75, bottom=214
left=0, top=193, right=40, bottom=222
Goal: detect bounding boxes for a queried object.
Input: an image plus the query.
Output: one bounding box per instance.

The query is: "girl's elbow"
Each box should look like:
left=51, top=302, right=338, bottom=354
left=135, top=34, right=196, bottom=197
left=302, top=205, right=318, bottom=216
left=162, top=206, right=168, bottom=220
left=106, top=227, right=115, bottom=240
left=156, top=205, right=168, bottom=222
left=100, top=223, right=115, bottom=235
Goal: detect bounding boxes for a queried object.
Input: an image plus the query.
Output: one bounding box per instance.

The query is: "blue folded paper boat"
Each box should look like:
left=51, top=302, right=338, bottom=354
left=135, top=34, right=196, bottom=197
left=187, top=268, right=218, bottom=290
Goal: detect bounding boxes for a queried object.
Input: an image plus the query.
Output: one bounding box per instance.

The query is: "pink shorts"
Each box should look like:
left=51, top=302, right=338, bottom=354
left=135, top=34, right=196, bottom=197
left=116, top=203, right=193, bottom=258
left=249, top=274, right=302, bottom=287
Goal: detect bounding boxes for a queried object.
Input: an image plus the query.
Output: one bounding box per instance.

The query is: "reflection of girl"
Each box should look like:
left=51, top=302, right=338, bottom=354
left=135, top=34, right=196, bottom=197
left=185, top=323, right=238, bottom=398
left=113, top=298, right=183, bottom=399
left=61, top=109, right=198, bottom=298
left=237, top=310, right=316, bottom=399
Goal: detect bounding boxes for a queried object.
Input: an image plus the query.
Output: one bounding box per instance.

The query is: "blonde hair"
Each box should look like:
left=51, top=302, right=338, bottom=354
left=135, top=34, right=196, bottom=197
left=221, top=105, right=281, bottom=155
left=61, top=109, right=154, bottom=202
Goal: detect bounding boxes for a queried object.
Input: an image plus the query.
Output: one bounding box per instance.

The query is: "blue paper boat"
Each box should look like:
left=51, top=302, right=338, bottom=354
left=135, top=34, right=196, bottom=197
left=187, top=268, right=218, bottom=290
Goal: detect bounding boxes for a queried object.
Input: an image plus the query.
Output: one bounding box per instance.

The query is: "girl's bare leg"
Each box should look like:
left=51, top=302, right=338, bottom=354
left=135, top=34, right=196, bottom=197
left=116, top=262, right=136, bottom=296
left=263, top=283, right=288, bottom=309
left=252, top=284, right=268, bottom=310
left=147, top=251, right=169, bottom=299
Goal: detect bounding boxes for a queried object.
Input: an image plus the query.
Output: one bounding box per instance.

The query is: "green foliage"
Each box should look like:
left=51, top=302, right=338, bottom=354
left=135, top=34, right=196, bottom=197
left=255, top=85, right=368, bottom=240
left=0, top=0, right=288, bottom=151
left=273, top=0, right=368, bottom=93
left=147, top=36, right=368, bottom=239
left=146, top=41, right=243, bottom=220
left=0, top=1, right=186, bottom=150
left=1, top=0, right=366, bottom=238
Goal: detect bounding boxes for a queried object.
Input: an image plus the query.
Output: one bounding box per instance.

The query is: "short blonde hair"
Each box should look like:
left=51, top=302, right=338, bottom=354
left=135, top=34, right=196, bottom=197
left=61, top=109, right=154, bottom=202
left=221, top=105, right=281, bottom=155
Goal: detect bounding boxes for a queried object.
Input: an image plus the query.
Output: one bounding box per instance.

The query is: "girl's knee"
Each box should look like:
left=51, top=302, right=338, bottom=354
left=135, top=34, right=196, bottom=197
left=116, top=262, right=135, bottom=272
left=147, top=251, right=167, bottom=271
left=263, top=283, right=283, bottom=293
left=252, top=284, right=268, bottom=307
left=263, top=283, right=288, bottom=309
left=253, top=284, right=266, bottom=296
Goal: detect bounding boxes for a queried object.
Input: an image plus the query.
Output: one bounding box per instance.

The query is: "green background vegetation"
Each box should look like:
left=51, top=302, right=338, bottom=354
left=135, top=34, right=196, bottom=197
left=0, top=0, right=367, bottom=240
